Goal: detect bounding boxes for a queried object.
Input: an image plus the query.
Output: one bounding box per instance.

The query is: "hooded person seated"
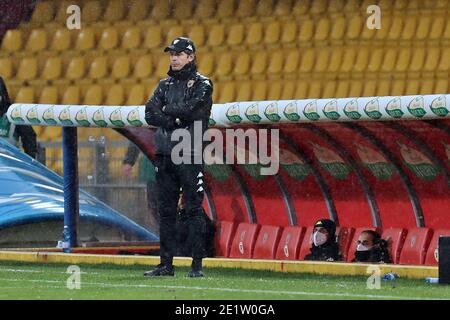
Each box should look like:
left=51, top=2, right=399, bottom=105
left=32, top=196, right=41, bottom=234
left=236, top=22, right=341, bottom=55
left=352, top=230, right=391, bottom=264
left=304, top=219, right=341, bottom=262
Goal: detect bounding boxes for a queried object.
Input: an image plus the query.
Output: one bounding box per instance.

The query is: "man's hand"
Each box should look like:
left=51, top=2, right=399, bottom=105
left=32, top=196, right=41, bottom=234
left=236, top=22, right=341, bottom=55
left=122, top=164, right=133, bottom=178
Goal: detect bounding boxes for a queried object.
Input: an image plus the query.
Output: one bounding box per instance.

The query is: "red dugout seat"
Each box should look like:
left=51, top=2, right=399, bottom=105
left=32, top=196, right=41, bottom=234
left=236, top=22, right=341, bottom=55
left=336, top=227, right=354, bottom=262
left=346, top=227, right=379, bottom=262
left=381, top=228, right=407, bottom=264
left=298, top=226, right=314, bottom=260
left=399, top=228, right=432, bottom=265
left=214, top=221, right=237, bottom=257
left=252, top=225, right=283, bottom=259
left=425, top=229, right=450, bottom=266
left=229, top=223, right=260, bottom=258
left=275, top=226, right=305, bottom=260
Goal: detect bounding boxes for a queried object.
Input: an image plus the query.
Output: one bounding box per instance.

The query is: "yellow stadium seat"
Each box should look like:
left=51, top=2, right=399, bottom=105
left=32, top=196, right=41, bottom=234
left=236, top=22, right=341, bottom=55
left=328, top=0, right=345, bottom=13
left=195, top=0, right=215, bottom=19
left=322, top=81, right=337, bottom=98
left=155, top=56, right=169, bottom=79
left=233, top=52, right=251, bottom=78
left=443, top=19, right=450, bottom=42
left=207, top=24, right=225, bottom=47
left=280, top=81, right=295, bottom=99
left=133, top=56, right=152, bottom=80
left=173, top=0, right=193, bottom=20
left=307, top=80, right=322, bottom=98
left=218, top=82, right=236, bottom=103
left=362, top=80, right=377, bottom=97
left=366, top=48, right=384, bottom=73
left=274, top=0, right=292, bottom=16
left=293, top=0, right=310, bottom=15
left=198, top=52, right=214, bottom=77
left=256, top=0, right=274, bottom=16
left=343, top=0, right=359, bottom=12
left=435, top=79, right=448, bottom=94
left=298, top=48, right=315, bottom=73
left=149, top=0, right=170, bottom=20
left=188, top=25, right=205, bottom=47
left=267, top=50, right=284, bottom=77
left=335, top=81, right=349, bottom=98
left=405, top=80, right=420, bottom=95
left=62, top=86, right=80, bottom=105
left=88, top=57, right=107, bottom=80
left=216, top=0, right=235, bottom=19
left=267, top=81, right=283, bottom=100
left=294, top=80, right=309, bottom=99
left=166, top=26, right=184, bottom=43
left=49, top=28, right=71, bottom=52
left=252, top=81, right=267, bottom=101
left=237, top=0, right=256, bottom=18
left=330, top=16, right=345, bottom=42
left=394, top=47, right=412, bottom=73
left=391, top=80, right=405, bottom=96
left=378, top=0, right=394, bottom=11
left=313, top=49, right=330, bottom=73
left=328, top=48, right=343, bottom=73
left=376, top=79, right=391, bottom=96
left=75, top=28, right=95, bottom=51
left=264, top=21, right=281, bottom=46
left=250, top=52, right=268, bottom=77
left=65, top=57, right=85, bottom=80
left=298, top=19, right=314, bottom=43
left=346, top=16, right=363, bottom=40
left=17, top=57, right=38, bottom=81
left=373, top=15, right=391, bottom=41
left=381, top=48, right=397, bottom=73
left=353, top=47, right=369, bottom=73
left=42, top=56, right=62, bottom=81
left=437, top=48, right=450, bottom=72
left=25, top=29, right=48, bottom=52
left=236, top=81, right=252, bottom=101
left=0, top=57, right=13, bottom=80
left=340, top=47, right=356, bottom=73
left=215, top=52, right=233, bottom=78
left=126, top=84, right=145, bottom=105
left=39, top=86, right=58, bottom=104
left=429, top=16, right=445, bottom=41
left=121, top=27, right=141, bottom=50
left=127, top=0, right=149, bottom=21
left=30, top=1, right=54, bottom=24
left=280, top=21, right=297, bottom=46
left=15, top=87, right=35, bottom=103
left=310, top=0, right=327, bottom=14
left=416, top=16, right=431, bottom=41
left=104, top=0, right=125, bottom=22
left=99, top=28, right=119, bottom=51
left=1, top=30, right=22, bottom=53
left=409, top=48, right=425, bottom=72
left=387, top=16, right=403, bottom=40
left=82, top=1, right=103, bottom=23
left=435, top=0, right=449, bottom=9
left=245, top=22, right=263, bottom=47
left=401, top=16, right=417, bottom=41
left=143, top=25, right=162, bottom=50
left=423, top=47, right=440, bottom=73
left=83, top=84, right=103, bottom=105
left=105, top=84, right=124, bottom=105
left=227, top=24, right=245, bottom=47
left=420, top=79, right=434, bottom=95
left=314, top=18, right=330, bottom=42
left=348, top=80, right=363, bottom=97
left=111, top=56, right=130, bottom=79
left=283, top=50, right=300, bottom=76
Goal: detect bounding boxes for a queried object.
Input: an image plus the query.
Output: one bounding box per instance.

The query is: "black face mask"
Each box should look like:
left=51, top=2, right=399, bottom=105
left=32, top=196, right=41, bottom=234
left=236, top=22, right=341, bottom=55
left=355, top=250, right=371, bottom=262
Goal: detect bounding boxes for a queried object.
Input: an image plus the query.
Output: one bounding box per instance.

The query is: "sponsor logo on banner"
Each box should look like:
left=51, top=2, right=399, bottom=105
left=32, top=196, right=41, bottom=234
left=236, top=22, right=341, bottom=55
left=27, top=106, right=41, bottom=124
left=75, top=107, right=90, bottom=126
left=385, top=97, right=404, bottom=119
left=127, top=108, right=143, bottom=127
left=280, top=148, right=310, bottom=180
left=398, top=142, right=440, bottom=180
left=42, top=107, right=58, bottom=125
left=344, top=99, right=361, bottom=120
left=283, top=101, right=300, bottom=121
left=10, top=105, right=25, bottom=123
left=323, top=100, right=341, bottom=120
left=430, top=96, right=449, bottom=117
left=245, top=103, right=262, bottom=123
left=264, top=102, right=281, bottom=122
left=407, top=96, right=426, bottom=118
left=364, top=98, right=382, bottom=119
left=226, top=104, right=243, bottom=123
left=310, top=142, right=351, bottom=180
left=59, top=107, right=74, bottom=125
left=92, top=107, right=108, bottom=127
left=356, top=143, right=395, bottom=180
left=109, top=108, right=125, bottom=127
left=303, top=101, right=320, bottom=121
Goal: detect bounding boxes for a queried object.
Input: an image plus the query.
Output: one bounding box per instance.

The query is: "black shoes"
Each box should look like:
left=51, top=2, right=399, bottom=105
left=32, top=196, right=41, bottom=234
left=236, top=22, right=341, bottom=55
left=187, top=258, right=204, bottom=278
left=144, top=264, right=175, bottom=277
left=187, top=269, right=204, bottom=277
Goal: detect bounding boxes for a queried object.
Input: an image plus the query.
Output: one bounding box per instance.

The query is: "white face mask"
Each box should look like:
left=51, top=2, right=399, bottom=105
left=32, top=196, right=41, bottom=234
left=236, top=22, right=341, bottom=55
left=356, top=244, right=370, bottom=251
left=313, top=231, right=327, bottom=246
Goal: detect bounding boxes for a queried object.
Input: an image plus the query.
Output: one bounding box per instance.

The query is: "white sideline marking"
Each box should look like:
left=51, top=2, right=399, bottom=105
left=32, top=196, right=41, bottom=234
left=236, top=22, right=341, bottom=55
left=0, top=277, right=446, bottom=300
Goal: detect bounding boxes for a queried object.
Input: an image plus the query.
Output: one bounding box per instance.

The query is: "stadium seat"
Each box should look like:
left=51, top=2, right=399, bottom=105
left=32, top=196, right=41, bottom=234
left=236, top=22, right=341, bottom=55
left=245, top=22, right=263, bottom=47
left=256, top=0, right=274, bottom=16
left=216, top=0, right=235, bottom=19
left=49, top=28, right=71, bottom=52
left=99, top=28, right=119, bottom=51
left=298, top=48, right=315, bottom=73
left=267, top=80, right=283, bottom=100
left=327, top=48, right=343, bottom=73
left=188, top=25, right=206, bottom=48
left=149, top=0, right=170, bottom=20
left=82, top=0, right=103, bottom=23
left=74, top=28, right=95, bottom=51
left=425, top=229, right=450, bottom=266
left=133, top=56, right=152, bottom=80
left=310, top=0, right=327, bottom=14
left=173, top=0, right=193, bottom=20
left=121, top=27, right=141, bottom=50
left=401, top=16, right=417, bottom=41
left=267, top=50, right=284, bottom=77
left=274, top=0, right=292, bottom=16
left=314, top=17, right=330, bottom=43
left=62, top=86, right=80, bottom=105
left=395, top=47, right=412, bottom=72
left=252, top=225, right=283, bottom=259
left=281, top=21, right=297, bottom=46
left=346, top=227, right=380, bottom=262
left=25, top=29, right=48, bottom=52
left=0, top=57, right=13, bottom=80
left=39, top=86, right=58, bottom=104
left=399, top=228, right=432, bottom=265
left=435, top=79, right=449, bottom=94
left=252, top=81, right=268, bottom=100
left=409, top=48, right=426, bottom=72
left=322, top=81, right=337, bottom=98
left=236, top=0, right=256, bottom=18
left=250, top=52, right=268, bottom=77
left=143, top=25, right=163, bottom=50
left=83, top=84, right=103, bottom=105
left=29, top=1, right=54, bottom=25
left=15, top=87, right=35, bottom=103
left=275, top=226, right=305, bottom=260
left=229, top=223, right=260, bottom=259
left=104, top=0, right=125, bottom=22
left=198, top=52, right=214, bottom=76
left=335, top=80, right=350, bottom=98
left=227, top=24, right=245, bottom=47
left=336, top=227, right=355, bottom=261
left=126, top=84, right=145, bottom=105
left=429, top=16, right=445, bottom=41
left=105, top=84, right=125, bottom=105
left=423, top=47, right=440, bottom=72
left=88, top=57, right=108, bottom=80
left=346, top=16, right=363, bottom=40
left=65, top=57, right=85, bottom=80
left=376, top=79, right=392, bottom=96
left=381, top=228, right=408, bottom=264
left=314, top=49, right=330, bottom=73
left=330, top=16, right=345, bottom=42
left=17, top=57, right=38, bottom=81
left=42, top=56, right=62, bottom=81
left=215, top=221, right=237, bottom=257
left=293, top=0, right=310, bottom=15
left=1, top=29, right=23, bottom=53
left=294, top=79, right=309, bottom=99
left=195, top=0, right=216, bottom=19
left=126, top=0, right=149, bottom=21
left=111, top=56, right=130, bottom=79
left=416, top=16, right=432, bottom=40
left=264, top=21, right=281, bottom=46
left=206, top=24, right=225, bottom=48
left=367, top=48, right=384, bottom=73
left=218, top=81, right=235, bottom=103
left=233, top=52, right=251, bottom=78
left=298, top=19, right=314, bottom=43
left=387, top=16, right=403, bottom=41
left=298, top=226, right=314, bottom=260
left=166, top=26, right=184, bottom=43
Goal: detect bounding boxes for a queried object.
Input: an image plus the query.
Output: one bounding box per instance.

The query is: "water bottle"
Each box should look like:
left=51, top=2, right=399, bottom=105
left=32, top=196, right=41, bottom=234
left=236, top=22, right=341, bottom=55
left=425, top=277, right=439, bottom=284
left=382, top=272, right=399, bottom=281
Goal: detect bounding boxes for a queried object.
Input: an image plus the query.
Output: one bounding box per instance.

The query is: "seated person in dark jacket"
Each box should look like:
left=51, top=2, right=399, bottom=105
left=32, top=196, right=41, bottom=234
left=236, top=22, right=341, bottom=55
left=352, top=230, right=391, bottom=263
left=304, top=219, right=341, bottom=262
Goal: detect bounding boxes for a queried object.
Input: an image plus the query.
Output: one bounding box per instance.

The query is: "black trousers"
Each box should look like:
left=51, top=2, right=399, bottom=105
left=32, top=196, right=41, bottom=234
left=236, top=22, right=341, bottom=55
left=155, top=154, right=206, bottom=266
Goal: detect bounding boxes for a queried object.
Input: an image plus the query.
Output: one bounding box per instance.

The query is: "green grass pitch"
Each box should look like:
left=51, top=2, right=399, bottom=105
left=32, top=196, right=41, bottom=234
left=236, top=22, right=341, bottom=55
left=0, top=261, right=449, bottom=300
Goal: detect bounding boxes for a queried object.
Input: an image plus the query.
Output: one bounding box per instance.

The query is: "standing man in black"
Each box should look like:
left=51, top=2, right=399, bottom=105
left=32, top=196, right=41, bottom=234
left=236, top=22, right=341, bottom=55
left=143, top=37, right=213, bottom=278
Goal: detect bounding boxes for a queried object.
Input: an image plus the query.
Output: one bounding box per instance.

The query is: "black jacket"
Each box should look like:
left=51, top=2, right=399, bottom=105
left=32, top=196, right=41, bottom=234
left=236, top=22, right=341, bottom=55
left=304, top=241, right=341, bottom=262
left=352, top=241, right=392, bottom=263
left=144, top=62, right=213, bottom=157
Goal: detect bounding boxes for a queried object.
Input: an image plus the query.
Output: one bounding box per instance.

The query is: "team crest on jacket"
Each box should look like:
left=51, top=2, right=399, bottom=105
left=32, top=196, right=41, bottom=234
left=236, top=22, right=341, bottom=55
left=187, top=80, right=195, bottom=88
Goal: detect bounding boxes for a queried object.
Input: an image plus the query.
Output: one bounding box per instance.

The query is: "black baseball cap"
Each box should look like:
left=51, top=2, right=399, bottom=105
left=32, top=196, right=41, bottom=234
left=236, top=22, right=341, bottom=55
left=164, top=37, right=196, bottom=54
